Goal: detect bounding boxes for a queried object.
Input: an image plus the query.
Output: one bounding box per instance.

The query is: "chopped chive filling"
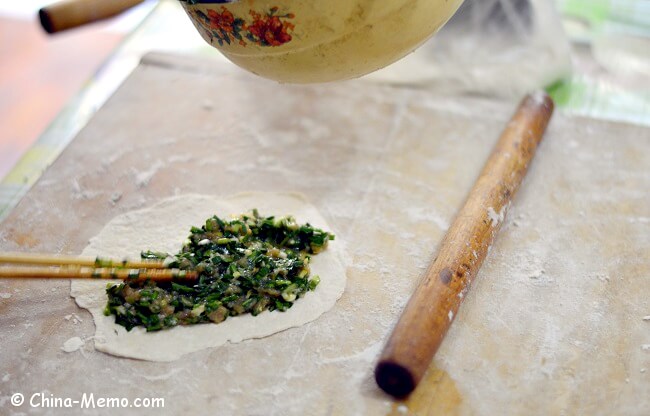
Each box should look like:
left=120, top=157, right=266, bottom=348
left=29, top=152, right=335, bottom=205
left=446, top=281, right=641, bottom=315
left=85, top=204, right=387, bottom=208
left=104, top=210, right=334, bottom=332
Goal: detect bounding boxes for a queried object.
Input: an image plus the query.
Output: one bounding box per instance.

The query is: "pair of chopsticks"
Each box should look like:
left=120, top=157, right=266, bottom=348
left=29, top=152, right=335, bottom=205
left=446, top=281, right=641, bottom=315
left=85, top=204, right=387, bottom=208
left=0, top=253, right=197, bottom=282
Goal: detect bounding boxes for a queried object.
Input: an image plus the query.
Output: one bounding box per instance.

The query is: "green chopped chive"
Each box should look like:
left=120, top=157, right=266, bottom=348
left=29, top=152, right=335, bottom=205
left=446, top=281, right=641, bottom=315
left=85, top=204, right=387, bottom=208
left=309, top=275, right=320, bottom=290
left=104, top=210, right=334, bottom=332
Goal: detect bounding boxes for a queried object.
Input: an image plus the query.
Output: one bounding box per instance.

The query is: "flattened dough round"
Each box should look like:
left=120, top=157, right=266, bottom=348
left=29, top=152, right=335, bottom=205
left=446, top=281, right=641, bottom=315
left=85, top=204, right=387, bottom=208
left=71, top=193, right=346, bottom=362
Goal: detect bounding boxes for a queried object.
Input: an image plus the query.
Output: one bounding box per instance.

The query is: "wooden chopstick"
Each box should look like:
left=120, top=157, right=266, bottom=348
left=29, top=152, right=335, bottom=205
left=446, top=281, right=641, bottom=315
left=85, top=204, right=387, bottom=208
left=375, top=92, right=555, bottom=398
left=0, top=252, right=167, bottom=269
left=0, top=252, right=198, bottom=282
left=0, top=267, right=196, bottom=282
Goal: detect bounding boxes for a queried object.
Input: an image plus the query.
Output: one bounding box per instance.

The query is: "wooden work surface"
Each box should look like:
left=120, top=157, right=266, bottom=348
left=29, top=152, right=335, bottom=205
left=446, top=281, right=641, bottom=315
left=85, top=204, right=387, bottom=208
left=0, top=53, right=648, bottom=415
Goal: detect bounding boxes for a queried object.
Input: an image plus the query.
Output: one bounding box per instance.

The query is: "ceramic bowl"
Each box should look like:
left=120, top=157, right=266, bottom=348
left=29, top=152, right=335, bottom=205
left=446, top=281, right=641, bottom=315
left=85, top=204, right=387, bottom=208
left=180, top=0, right=464, bottom=83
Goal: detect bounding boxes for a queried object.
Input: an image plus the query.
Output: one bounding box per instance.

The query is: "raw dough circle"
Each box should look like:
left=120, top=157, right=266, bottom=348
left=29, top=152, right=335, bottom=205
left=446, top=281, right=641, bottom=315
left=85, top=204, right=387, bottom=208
left=71, top=193, right=346, bottom=362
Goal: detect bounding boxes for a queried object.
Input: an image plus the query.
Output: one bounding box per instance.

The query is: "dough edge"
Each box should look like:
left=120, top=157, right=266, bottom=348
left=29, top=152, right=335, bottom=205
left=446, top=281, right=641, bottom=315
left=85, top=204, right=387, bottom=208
left=71, top=192, right=347, bottom=362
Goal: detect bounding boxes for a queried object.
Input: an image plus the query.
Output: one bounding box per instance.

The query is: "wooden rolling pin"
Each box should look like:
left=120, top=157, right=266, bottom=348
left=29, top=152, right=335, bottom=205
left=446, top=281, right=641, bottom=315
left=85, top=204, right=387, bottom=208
left=375, top=92, right=554, bottom=397
left=39, top=0, right=145, bottom=34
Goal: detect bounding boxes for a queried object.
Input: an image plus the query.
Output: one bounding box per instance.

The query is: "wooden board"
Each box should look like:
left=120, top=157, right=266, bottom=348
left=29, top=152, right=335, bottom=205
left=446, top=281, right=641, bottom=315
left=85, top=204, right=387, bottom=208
left=0, top=52, right=648, bottom=415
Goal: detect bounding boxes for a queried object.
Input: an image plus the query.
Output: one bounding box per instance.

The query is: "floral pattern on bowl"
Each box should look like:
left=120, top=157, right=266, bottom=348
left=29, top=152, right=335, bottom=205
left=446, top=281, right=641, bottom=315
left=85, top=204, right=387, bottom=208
left=188, top=6, right=295, bottom=47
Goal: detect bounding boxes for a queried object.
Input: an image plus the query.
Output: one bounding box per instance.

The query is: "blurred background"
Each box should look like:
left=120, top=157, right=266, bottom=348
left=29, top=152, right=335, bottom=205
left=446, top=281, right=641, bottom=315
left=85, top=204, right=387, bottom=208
left=0, top=0, right=157, bottom=180
left=0, top=0, right=648, bottom=192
